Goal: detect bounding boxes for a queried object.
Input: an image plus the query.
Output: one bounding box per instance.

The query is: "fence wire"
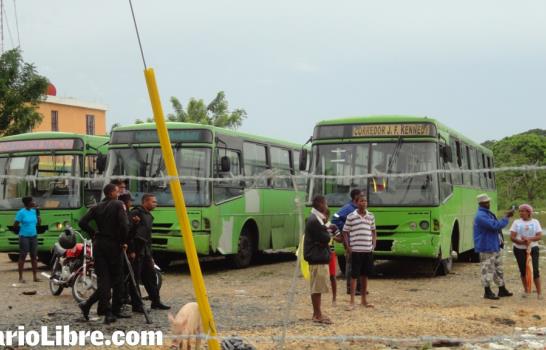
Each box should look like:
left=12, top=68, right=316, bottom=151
left=1, top=165, right=545, bottom=349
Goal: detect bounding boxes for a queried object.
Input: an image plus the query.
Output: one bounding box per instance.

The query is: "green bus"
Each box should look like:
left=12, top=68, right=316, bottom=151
left=303, top=116, right=497, bottom=275
left=106, top=122, right=306, bottom=268
left=0, top=132, right=108, bottom=263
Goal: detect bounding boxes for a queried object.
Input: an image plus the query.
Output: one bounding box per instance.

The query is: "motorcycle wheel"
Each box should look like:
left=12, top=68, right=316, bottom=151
left=72, top=270, right=97, bottom=303
left=49, top=259, right=64, bottom=296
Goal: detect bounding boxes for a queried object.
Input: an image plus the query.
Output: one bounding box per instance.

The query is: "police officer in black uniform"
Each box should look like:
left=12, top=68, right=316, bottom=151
left=78, top=183, right=131, bottom=323
left=128, top=193, right=170, bottom=312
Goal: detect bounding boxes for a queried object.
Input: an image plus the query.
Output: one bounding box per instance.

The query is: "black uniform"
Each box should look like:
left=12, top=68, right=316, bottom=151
left=79, top=198, right=129, bottom=316
left=128, top=205, right=160, bottom=308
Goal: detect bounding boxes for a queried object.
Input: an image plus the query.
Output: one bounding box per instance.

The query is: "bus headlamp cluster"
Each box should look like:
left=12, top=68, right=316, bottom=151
left=53, top=221, right=71, bottom=231
left=409, top=222, right=417, bottom=231
left=419, top=221, right=430, bottom=230
left=191, top=220, right=200, bottom=230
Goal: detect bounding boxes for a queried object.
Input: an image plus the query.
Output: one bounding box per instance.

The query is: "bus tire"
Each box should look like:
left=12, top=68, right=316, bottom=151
left=337, top=255, right=346, bottom=277
left=436, top=246, right=453, bottom=276
left=8, top=253, right=19, bottom=262
left=153, top=255, right=172, bottom=270
left=229, top=233, right=254, bottom=269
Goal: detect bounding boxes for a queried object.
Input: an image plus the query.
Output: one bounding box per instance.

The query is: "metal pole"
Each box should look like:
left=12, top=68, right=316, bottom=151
left=144, top=68, right=220, bottom=350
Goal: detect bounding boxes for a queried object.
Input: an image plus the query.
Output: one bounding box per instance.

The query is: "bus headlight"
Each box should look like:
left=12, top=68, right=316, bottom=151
left=409, top=222, right=417, bottom=231
left=55, top=222, right=63, bottom=230
left=191, top=220, right=200, bottom=230
left=419, top=221, right=430, bottom=230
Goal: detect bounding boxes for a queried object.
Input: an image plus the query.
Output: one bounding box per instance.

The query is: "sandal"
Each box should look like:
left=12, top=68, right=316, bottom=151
left=345, top=304, right=356, bottom=311
left=361, top=303, right=374, bottom=308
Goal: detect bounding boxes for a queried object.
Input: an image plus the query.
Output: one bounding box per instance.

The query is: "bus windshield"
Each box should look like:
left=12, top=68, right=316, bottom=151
left=106, top=147, right=211, bottom=206
left=310, top=142, right=439, bottom=206
left=0, top=154, right=81, bottom=210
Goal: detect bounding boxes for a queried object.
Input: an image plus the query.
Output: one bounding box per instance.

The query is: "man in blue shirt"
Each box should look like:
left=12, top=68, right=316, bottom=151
left=473, top=193, right=514, bottom=300
left=332, top=189, right=362, bottom=294
left=14, top=196, right=41, bottom=283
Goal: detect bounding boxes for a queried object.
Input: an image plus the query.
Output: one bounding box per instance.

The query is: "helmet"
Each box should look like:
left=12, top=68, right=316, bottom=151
left=58, top=228, right=77, bottom=249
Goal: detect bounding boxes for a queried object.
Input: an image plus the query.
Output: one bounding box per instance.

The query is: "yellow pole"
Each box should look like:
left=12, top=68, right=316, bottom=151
left=144, top=68, right=220, bottom=350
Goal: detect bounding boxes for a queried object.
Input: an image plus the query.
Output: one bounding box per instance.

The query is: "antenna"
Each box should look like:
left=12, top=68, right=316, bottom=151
left=1, top=0, right=4, bottom=53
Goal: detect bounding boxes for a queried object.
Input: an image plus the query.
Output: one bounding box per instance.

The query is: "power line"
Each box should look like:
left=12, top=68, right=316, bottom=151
left=127, top=0, right=147, bottom=69
left=1, top=0, right=14, bottom=49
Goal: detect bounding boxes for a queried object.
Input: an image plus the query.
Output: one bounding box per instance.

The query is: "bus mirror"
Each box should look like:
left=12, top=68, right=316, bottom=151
left=441, top=145, right=453, bottom=163
left=96, top=154, right=107, bottom=173
left=299, top=149, right=308, bottom=171
left=220, top=156, right=231, bottom=172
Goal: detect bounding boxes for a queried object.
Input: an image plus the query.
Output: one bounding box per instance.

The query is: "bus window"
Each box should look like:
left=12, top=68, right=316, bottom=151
left=243, top=142, right=268, bottom=188
left=83, top=155, right=104, bottom=206
left=487, top=157, right=495, bottom=189
left=214, top=149, right=243, bottom=203
left=270, top=147, right=291, bottom=189
left=469, top=148, right=479, bottom=187
left=480, top=153, right=488, bottom=189
left=462, top=145, right=472, bottom=186
left=310, top=143, right=369, bottom=206
left=451, top=139, right=462, bottom=185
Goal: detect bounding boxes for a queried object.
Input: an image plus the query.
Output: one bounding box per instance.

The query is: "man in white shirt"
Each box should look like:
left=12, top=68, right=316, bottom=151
left=343, top=194, right=376, bottom=309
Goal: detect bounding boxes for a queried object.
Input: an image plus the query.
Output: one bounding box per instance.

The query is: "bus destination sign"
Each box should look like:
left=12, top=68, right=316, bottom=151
left=0, top=139, right=80, bottom=153
left=352, top=123, right=434, bottom=137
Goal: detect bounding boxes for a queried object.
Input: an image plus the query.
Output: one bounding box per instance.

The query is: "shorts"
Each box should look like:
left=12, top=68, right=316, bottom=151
left=513, top=246, right=540, bottom=279
left=350, top=251, right=374, bottom=278
left=309, top=264, right=330, bottom=294
left=19, top=236, right=38, bottom=258
left=328, top=252, right=337, bottom=277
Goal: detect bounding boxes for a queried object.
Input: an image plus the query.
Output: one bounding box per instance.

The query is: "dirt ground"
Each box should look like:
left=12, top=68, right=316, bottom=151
left=0, top=245, right=545, bottom=350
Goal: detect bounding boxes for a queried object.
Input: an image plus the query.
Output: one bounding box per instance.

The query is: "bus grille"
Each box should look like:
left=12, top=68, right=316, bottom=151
left=375, top=240, right=393, bottom=251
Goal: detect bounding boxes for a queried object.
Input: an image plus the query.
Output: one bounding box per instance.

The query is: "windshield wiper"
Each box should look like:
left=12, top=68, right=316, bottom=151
left=386, top=136, right=402, bottom=174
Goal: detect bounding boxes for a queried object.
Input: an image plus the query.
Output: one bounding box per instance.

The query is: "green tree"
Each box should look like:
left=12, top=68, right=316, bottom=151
left=166, top=91, right=246, bottom=129
left=0, top=48, right=49, bottom=136
left=490, top=131, right=546, bottom=207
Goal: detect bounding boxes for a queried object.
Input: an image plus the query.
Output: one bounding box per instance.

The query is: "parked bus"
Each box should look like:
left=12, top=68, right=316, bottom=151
left=0, top=132, right=108, bottom=263
left=106, top=122, right=306, bottom=268
left=302, top=116, right=497, bottom=275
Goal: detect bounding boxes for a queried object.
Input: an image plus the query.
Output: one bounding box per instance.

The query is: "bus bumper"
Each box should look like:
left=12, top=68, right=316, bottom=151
left=151, top=231, right=210, bottom=256
left=334, top=233, right=440, bottom=259
left=0, top=232, right=19, bottom=253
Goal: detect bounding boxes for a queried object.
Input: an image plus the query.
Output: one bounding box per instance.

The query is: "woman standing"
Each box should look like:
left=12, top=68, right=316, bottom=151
left=510, top=204, right=542, bottom=299
left=13, top=196, right=41, bottom=283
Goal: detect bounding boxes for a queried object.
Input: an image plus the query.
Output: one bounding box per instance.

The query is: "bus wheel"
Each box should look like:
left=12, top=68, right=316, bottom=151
left=38, top=252, right=53, bottom=267
left=8, top=253, right=19, bottom=262
left=436, top=246, right=453, bottom=276
left=229, top=233, right=254, bottom=268
left=337, top=255, right=346, bottom=277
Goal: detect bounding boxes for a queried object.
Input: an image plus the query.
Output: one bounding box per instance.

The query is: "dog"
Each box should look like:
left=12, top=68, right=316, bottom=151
left=168, top=302, right=202, bottom=350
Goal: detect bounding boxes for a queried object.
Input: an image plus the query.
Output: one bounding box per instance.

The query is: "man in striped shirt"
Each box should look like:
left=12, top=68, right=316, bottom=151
left=343, top=194, right=376, bottom=309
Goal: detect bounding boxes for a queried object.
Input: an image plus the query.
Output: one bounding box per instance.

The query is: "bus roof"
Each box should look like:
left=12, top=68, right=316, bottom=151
left=0, top=132, right=109, bottom=151
left=315, top=115, right=492, bottom=155
left=113, top=122, right=304, bottom=149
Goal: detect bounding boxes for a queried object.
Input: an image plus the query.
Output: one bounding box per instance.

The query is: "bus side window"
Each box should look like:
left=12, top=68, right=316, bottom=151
left=214, top=149, right=243, bottom=203
left=270, top=146, right=291, bottom=189
left=487, top=157, right=495, bottom=189
left=480, top=153, right=488, bottom=189
left=470, top=148, right=479, bottom=187
left=243, top=142, right=268, bottom=188
left=451, top=139, right=462, bottom=185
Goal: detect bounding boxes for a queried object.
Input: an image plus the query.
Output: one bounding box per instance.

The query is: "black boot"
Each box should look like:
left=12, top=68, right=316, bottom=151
left=498, top=285, right=513, bottom=297
left=151, top=301, right=170, bottom=310
left=78, top=302, right=90, bottom=321
left=484, top=287, right=499, bottom=300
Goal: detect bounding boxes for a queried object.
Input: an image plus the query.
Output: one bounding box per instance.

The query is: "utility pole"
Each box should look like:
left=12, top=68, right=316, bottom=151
left=0, top=0, right=4, bottom=53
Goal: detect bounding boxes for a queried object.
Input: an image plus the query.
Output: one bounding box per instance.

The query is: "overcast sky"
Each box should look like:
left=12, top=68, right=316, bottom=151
left=5, top=0, right=546, bottom=144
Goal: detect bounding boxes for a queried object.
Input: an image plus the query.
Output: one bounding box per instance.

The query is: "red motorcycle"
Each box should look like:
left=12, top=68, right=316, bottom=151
left=43, top=227, right=97, bottom=303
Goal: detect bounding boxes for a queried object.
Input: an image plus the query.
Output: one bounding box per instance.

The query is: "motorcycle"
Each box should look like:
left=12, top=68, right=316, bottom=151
left=42, top=227, right=97, bottom=303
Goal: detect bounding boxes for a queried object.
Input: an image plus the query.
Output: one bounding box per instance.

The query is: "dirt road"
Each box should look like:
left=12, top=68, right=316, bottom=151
left=0, top=247, right=545, bottom=349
